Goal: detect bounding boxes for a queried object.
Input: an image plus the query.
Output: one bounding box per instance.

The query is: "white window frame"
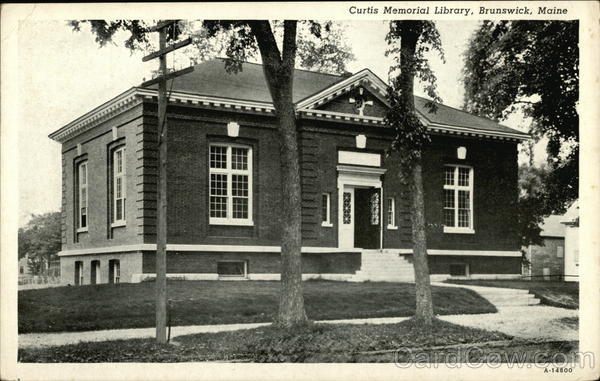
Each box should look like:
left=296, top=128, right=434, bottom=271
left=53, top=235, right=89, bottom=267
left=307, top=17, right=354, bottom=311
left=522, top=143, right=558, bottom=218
left=112, top=147, right=126, bottom=227
left=111, top=260, right=120, bottom=284
left=321, top=193, right=333, bottom=227
left=443, top=165, right=475, bottom=234
left=387, top=197, right=397, bottom=230
left=209, top=143, right=253, bottom=226
left=77, top=161, right=88, bottom=232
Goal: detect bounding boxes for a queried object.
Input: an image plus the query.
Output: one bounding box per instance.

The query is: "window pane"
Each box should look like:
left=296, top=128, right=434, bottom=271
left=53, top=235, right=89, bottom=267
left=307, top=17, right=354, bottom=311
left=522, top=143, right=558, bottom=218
left=321, top=194, right=329, bottom=222
left=231, top=147, right=248, bottom=170
left=458, top=190, right=470, bottom=209
left=444, top=209, right=455, bottom=227
left=444, top=167, right=454, bottom=185
left=116, top=150, right=123, bottom=174
left=387, top=198, right=394, bottom=226
left=217, top=261, right=246, bottom=277
left=370, top=192, right=379, bottom=225
left=232, top=175, right=248, bottom=197
left=210, top=196, right=227, bottom=218
left=210, top=174, right=227, bottom=196
left=81, top=164, right=87, bottom=185
left=444, top=189, right=454, bottom=208
left=116, top=199, right=123, bottom=220
left=116, top=177, right=122, bottom=198
left=232, top=197, right=248, bottom=219
left=343, top=192, right=352, bottom=224
left=458, top=209, right=470, bottom=227
left=210, top=146, right=227, bottom=169
left=458, top=167, right=470, bottom=186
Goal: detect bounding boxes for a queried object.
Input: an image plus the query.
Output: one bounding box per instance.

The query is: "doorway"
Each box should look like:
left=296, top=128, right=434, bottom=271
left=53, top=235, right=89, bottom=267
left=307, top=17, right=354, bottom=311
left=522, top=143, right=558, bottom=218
left=90, top=260, right=100, bottom=284
left=354, top=188, right=381, bottom=249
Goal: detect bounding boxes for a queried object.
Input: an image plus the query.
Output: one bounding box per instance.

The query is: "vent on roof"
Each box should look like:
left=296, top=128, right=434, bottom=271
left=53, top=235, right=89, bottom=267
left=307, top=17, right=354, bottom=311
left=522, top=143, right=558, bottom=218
left=340, top=71, right=353, bottom=78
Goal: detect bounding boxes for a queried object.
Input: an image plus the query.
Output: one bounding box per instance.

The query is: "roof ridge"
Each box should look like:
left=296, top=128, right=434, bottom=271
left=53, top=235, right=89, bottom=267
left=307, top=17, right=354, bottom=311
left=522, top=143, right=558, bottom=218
left=210, top=57, right=343, bottom=78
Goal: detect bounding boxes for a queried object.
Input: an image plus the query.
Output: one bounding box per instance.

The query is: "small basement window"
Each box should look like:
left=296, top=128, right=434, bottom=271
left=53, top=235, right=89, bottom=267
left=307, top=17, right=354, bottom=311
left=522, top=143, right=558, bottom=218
left=217, top=261, right=248, bottom=278
left=449, top=263, right=469, bottom=277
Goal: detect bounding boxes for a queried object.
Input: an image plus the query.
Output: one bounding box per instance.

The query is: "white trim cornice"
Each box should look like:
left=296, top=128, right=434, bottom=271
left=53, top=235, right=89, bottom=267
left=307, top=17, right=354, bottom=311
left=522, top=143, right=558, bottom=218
left=49, top=88, right=143, bottom=143
left=49, top=83, right=530, bottom=144
left=48, top=88, right=276, bottom=144
left=57, top=244, right=521, bottom=258
left=58, top=244, right=363, bottom=256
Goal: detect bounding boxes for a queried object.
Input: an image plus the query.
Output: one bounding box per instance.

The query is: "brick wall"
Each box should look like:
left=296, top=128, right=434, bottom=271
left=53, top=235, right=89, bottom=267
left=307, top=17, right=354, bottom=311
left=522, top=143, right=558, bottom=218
left=59, top=100, right=520, bottom=256
left=428, top=255, right=521, bottom=274
left=60, top=251, right=143, bottom=285
left=61, top=104, right=144, bottom=251
left=141, top=251, right=361, bottom=274
left=530, top=237, right=565, bottom=279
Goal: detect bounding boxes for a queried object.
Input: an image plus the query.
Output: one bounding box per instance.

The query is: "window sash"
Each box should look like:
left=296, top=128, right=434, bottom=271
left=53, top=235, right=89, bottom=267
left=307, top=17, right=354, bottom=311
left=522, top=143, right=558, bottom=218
left=321, top=193, right=331, bottom=225
left=113, top=148, right=126, bottom=223
left=78, top=162, right=88, bottom=229
left=209, top=144, right=253, bottom=225
left=387, top=197, right=396, bottom=227
left=443, top=165, right=473, bottom=229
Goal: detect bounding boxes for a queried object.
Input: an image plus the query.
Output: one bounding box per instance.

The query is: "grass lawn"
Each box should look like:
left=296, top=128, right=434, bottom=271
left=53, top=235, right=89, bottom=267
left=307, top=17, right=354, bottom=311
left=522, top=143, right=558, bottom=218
left=445, top=279, right=579, bottom=309
left=18, top=318, right=513, bottom=363
left=19, top=280, right=496, bottom=333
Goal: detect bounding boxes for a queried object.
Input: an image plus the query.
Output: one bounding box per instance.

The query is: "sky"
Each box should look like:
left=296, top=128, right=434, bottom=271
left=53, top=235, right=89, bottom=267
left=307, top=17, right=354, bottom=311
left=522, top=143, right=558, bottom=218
left=17, top=20, right=534, bottom=227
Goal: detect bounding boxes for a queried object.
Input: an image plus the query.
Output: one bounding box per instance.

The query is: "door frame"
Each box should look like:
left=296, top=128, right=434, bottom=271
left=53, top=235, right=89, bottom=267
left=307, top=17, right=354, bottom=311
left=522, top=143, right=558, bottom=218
left=337, top=165, right=386, bottom=249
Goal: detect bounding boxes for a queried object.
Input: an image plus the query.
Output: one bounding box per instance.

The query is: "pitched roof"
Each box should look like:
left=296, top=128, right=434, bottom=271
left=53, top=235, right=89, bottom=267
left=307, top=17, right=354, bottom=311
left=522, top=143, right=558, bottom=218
left=539, top=200, right=580, bottom=236
left=540, top=215, right=566, bottom=238
left=561, top=200, right=579, bottom=226
left=153, top=59, right=525, bottom=137
left=50, top=59, right=529, bottom=143
left=414, top=97, right=523, bottom=136
left=152, top=59, right=343, bottom=103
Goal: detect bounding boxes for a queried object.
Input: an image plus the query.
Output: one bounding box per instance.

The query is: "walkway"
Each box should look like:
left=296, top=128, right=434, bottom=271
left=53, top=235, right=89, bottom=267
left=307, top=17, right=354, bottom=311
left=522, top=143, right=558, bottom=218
left=19, top=305, right=577, bottom=349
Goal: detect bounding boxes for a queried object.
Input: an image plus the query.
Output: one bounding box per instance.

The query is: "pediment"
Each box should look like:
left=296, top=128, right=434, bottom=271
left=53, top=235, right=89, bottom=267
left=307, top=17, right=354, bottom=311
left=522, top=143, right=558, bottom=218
left=315, top=85, right=388, bottom=118
left=295, top=69, right=390, bottom=119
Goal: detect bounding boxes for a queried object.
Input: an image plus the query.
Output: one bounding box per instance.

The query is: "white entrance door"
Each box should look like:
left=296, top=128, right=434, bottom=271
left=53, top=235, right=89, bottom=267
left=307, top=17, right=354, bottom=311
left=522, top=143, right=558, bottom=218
left=339, top=186, right=354, bottom=248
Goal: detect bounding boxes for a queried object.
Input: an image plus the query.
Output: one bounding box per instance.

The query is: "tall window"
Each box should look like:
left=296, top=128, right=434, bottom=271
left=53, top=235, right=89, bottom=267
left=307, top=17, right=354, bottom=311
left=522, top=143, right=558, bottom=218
left=109, top=259, right=120, bottom=284
left=78, top=162, right=88, bottom=230
left=443, top=165, right=474, bottom=233
left=113, top=147, right=126, bottom=224
left=321, top=193, right=332, bottom=227
left=387, top=197, right=397, bottom=229
left=209, top=144, right=253, bottom=225
left=74, top=261, right=84, bottom=285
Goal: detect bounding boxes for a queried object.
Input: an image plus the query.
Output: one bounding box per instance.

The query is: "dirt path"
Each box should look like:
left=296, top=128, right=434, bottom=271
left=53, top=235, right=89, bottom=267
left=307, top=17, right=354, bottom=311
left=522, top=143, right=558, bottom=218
left=19, top=304, right=577, bottom=349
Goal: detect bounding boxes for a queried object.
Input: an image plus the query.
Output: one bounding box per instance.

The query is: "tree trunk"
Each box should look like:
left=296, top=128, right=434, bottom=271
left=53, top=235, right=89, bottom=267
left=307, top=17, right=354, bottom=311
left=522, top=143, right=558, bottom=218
left=409, top=161, right=434, bottom=324
left=399, top=22, right=434, bottom=325
left=250, top=20, right=307, bottom=327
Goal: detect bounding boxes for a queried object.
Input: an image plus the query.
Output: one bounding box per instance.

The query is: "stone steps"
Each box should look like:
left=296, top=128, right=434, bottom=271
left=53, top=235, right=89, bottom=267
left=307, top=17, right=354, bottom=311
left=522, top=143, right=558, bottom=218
left=433, top=282, right=541, bottom=308
left=351, top=251, right=414, bottom=282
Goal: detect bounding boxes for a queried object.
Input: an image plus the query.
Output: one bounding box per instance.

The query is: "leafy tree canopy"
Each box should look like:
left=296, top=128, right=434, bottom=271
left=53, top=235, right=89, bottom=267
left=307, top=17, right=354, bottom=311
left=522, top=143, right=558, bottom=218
left=69, top=20, right=354, bottom=75
left=18, top=212, right=62, bottom=273
left=384, top=20, right=444, bottom=172
left=463, top=21, right=578, bottom=214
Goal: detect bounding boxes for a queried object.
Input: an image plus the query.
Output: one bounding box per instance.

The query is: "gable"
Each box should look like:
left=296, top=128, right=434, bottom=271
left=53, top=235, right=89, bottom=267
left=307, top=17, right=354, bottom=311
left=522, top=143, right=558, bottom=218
left=315, top=85, right=388, bottom=118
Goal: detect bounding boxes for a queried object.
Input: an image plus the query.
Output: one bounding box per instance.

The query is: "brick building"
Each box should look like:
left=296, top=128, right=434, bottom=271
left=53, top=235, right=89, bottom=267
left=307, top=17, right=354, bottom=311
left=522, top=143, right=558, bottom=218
left=526, top=215, right=566, bottom=280
left=49, top=60, right=529, bottom=285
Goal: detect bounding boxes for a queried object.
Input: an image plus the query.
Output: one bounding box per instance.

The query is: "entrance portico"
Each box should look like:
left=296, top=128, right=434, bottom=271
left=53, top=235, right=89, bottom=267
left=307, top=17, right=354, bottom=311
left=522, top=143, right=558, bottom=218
left=337, top=158, right=386, bottom=250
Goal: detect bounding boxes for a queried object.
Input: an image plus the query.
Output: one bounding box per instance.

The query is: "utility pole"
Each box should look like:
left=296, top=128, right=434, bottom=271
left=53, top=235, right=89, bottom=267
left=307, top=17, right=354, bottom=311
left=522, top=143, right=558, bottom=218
left=141, top=20, right=193, bottom=344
